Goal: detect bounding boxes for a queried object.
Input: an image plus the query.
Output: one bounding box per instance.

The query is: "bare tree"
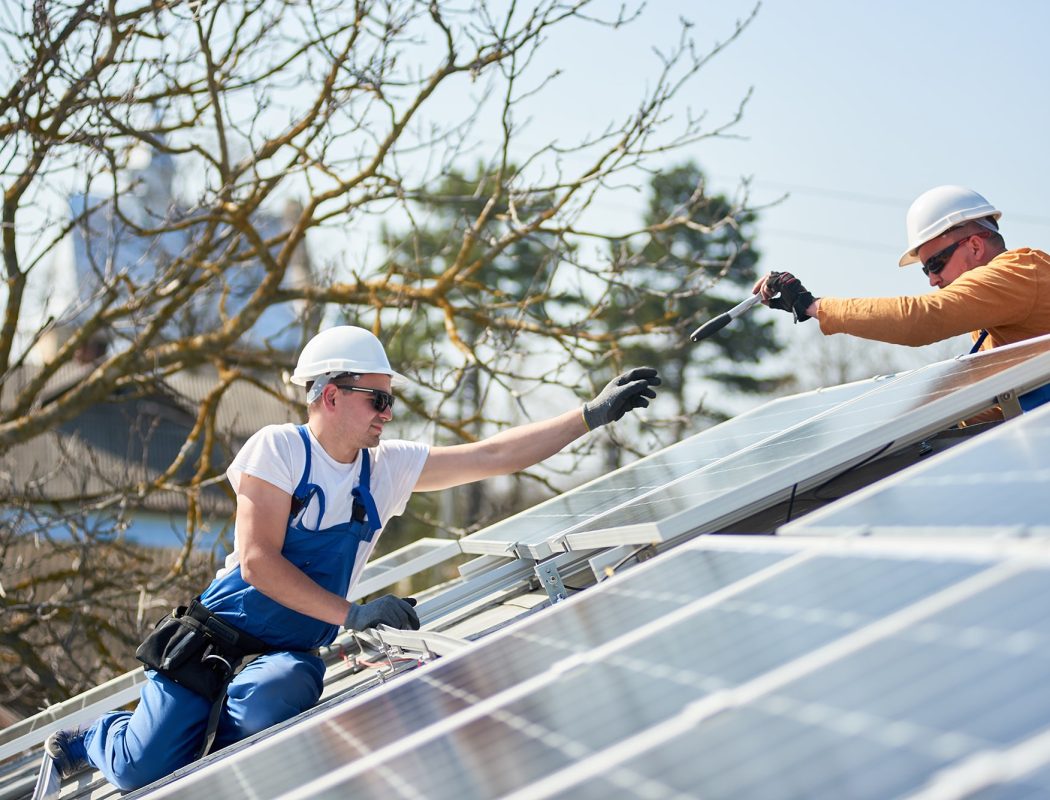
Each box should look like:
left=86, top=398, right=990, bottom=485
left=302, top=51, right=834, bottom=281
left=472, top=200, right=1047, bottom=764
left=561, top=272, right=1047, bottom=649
left=790, top=324, right=972, bottom=391
left=0, top=0, right=763, bottom=715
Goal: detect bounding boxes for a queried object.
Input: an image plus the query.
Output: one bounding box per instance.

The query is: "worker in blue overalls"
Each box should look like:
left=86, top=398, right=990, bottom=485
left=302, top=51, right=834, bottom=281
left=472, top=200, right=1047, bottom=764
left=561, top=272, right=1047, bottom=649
left=47, top=325, right=661, bottom=791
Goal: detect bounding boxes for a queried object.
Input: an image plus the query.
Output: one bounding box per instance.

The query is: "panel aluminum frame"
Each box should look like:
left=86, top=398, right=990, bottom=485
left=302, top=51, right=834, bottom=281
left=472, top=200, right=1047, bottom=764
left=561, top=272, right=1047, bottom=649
left=778, top=398, right=1050, bottom=539
left=348, top=537, right=462, bottom=601
left=459, top=378, right=883, bottom=559
left=561, top=336, right=1050, bottom=551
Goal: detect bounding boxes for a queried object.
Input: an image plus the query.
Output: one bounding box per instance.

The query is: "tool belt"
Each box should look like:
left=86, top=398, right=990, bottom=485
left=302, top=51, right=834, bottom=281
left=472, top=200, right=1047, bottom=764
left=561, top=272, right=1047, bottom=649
left=136, top=598, right=272, bottom=703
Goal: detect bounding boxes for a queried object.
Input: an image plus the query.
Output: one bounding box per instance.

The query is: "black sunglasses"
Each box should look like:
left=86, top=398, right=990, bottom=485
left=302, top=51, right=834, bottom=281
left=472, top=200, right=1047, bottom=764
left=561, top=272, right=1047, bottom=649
left=922, top=231, right=991, bottom=276
left=333, top=385, right=395, bottom=413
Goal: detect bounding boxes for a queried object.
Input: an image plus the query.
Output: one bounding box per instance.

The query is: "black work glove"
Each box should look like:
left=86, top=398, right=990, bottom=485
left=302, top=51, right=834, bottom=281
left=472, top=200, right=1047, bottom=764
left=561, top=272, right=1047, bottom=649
left=343, top=595, right=419, bottom=631
left=583, top=367, right=661, bottom=430
left=766, top=271, right=816, bottom=323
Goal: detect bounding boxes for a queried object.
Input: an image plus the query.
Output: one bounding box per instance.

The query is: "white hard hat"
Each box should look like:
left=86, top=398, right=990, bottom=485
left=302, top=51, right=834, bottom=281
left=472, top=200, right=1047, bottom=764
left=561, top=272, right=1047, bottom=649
left=291, top=326, right=403, bottom=387
left=899, top=185, right=1001, bottom=266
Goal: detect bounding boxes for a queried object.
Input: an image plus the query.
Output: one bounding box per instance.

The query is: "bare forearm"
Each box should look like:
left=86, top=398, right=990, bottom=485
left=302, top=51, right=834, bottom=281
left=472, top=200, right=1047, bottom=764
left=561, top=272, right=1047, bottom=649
left=415, top=407, right=588, bottom=491
left=477, top=407, right=588, bottom=475
left=241, top=551, right=349, bottom=626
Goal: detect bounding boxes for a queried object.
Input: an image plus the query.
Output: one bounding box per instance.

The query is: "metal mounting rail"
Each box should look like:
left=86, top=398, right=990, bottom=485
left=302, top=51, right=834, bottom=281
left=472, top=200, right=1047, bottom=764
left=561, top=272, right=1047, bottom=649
left=0, top=669, right=147, bottom=764
left=372, top=628, right=469, bottom=658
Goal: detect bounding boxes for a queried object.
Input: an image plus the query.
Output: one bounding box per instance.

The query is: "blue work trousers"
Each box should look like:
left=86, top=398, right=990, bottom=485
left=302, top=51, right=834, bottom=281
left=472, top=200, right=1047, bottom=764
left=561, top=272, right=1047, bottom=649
left=83, top=651, right=324, bottom=791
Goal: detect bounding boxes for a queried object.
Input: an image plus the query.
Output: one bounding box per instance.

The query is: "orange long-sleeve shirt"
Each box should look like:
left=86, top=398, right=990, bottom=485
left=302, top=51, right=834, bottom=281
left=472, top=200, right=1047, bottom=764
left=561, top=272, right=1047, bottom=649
left=818, top=248, right=1050, bottom=351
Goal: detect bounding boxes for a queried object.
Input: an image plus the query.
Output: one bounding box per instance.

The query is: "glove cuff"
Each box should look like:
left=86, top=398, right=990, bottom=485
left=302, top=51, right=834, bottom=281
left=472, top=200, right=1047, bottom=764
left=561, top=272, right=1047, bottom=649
left=343, top=603, right=362, bottom=631
left=792, top=291, right=816, bottom=323
left=581, top=403, right=599, bottom=431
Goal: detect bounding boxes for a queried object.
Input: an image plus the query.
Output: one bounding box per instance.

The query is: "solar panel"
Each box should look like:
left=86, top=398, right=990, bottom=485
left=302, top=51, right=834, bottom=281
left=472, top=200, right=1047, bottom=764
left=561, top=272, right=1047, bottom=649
left=533, top=555, right=1050, bottom=800
left=137, top=536, right=1045, bottom=800
left=349, top=537, right=462, bottom=601
left=561, top=335, right=1050, bottom=551
left=0, top=669, right=147, bottom=764
left=778, top=400, right=1050, bottom=539
left=459, top=378, right=881, bottom=558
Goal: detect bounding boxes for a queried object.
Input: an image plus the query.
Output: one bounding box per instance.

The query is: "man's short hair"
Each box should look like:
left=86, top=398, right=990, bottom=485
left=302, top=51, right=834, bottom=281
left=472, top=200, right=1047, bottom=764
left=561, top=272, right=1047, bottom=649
left=958, top=217, right=1005, bottom=251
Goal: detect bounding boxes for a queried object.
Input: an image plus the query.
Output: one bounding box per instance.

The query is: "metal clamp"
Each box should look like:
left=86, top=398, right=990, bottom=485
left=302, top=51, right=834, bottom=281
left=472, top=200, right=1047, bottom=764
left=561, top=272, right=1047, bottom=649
left=996, top=389, right=1024, bottom=419
left=534, top=560, right=568, bottom=604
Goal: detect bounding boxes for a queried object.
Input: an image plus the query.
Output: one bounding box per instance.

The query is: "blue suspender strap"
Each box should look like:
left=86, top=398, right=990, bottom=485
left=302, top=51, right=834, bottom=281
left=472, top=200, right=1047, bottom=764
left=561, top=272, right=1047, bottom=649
left=1019, top=384, right=1050, bottom=412
left=292, top=425, right=326, bottom=529
left=962, top=333, right=1050, bottom=413
left=351, top=449, right=383, bottom=542
left=969, top=330, right=989, bottom=355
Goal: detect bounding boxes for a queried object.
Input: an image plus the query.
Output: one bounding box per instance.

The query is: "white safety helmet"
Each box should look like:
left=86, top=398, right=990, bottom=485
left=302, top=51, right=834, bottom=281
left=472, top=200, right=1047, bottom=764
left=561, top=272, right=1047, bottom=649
left=899, top=185, right=1001, bottom=266
left=291, top=326, right=403, bottom=401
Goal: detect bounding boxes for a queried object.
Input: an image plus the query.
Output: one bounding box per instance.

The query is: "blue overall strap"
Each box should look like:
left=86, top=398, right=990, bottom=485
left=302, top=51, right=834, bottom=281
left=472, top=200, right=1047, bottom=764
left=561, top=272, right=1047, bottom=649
left=351, top=449, right=382, bottom=542
left=969, top=330, right=989, bottom=354
left=1019, top=383, right=1050, bottom=412
left=292, top=425, right=326, bottom=530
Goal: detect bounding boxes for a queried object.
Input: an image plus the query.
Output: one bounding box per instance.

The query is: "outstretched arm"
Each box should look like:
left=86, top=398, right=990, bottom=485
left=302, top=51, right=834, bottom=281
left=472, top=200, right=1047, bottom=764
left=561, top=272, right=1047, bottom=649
left=414, top=367, right=660, bottom=492
left=415, top=408, right=587, bottom=492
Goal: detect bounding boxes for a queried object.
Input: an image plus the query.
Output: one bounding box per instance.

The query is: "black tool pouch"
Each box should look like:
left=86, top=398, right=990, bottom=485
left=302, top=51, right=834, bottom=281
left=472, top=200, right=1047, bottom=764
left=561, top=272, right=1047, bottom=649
left=136, top=600, right=270, bottom=703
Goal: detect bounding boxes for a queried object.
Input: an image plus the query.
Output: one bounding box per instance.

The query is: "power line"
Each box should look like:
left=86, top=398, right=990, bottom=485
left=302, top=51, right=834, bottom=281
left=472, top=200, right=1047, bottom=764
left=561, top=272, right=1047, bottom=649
left=712, top=174, right=1050, bottom=228
left=759, top=227, right=899, bottom=254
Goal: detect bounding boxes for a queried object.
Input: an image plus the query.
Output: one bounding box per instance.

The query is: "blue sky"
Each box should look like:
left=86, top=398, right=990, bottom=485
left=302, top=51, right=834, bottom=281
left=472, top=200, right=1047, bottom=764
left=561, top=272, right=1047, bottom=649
left=530, top=1, right=1050, bottom=303
left=465, top=0, right=1050, bottom=381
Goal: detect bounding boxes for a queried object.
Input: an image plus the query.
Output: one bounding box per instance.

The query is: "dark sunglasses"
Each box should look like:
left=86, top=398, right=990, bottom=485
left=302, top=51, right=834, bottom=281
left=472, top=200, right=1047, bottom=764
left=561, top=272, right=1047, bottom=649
left=922, top=231, right=991, bottom=276
left=333, top=385, right=395, bottom=413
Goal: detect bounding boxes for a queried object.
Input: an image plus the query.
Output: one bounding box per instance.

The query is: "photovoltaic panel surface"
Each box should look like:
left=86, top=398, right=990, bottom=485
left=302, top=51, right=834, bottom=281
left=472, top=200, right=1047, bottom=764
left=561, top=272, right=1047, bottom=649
left=527, top=553, right=1050, bottom=800
left=349, top=538, right=462, bottom=601
left=778, top=400, right=1050, bottom=538
left=562, top=335, right=1050, bottom=551
left=135, top=536, right=1050, bottom=800
left=136, top=545, right=793, bottom=799
left=459, top=378, right=880, bottom=558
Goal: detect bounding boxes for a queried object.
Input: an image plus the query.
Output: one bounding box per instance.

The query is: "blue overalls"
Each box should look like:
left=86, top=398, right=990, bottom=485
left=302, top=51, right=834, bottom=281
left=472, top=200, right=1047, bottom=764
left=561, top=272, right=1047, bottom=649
left=84, top=426, right=381, bottom=791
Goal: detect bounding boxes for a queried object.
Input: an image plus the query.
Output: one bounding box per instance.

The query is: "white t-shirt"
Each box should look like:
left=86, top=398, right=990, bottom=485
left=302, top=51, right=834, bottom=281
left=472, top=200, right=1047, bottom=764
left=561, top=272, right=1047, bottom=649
left=219, top=423, right=430, bottom=594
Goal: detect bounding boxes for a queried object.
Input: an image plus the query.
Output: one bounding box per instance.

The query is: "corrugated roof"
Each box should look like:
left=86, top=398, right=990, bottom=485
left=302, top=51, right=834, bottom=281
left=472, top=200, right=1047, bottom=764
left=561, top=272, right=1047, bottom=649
left=1, top=364, right=301, bottom=516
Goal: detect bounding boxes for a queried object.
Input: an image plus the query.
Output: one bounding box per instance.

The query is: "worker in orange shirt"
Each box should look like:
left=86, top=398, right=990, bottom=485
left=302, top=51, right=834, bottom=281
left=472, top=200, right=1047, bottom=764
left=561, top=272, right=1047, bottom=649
left=754, top=185, right=1050, bottom=412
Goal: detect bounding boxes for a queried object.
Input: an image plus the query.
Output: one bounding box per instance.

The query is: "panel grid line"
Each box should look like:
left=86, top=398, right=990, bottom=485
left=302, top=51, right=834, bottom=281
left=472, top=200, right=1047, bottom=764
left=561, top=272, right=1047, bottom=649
left=261, top=548, right=817, bottom=800
left=903, top=724, right=1050, bottom=800
left=499, top=559, right=1023, bottom=800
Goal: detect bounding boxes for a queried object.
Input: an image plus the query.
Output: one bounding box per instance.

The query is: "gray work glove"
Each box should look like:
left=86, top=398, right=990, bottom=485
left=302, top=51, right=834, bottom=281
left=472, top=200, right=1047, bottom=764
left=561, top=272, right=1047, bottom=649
left=343, top=595, right=419, bottom=631
left=582, top=367, right=661, bottom=430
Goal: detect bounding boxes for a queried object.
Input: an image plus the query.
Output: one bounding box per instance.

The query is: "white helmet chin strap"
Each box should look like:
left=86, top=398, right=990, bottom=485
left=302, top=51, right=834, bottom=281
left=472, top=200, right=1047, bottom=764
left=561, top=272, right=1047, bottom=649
left=306, top=376, right=333, bottom=405
left=306, top=372, right=360, bottom=404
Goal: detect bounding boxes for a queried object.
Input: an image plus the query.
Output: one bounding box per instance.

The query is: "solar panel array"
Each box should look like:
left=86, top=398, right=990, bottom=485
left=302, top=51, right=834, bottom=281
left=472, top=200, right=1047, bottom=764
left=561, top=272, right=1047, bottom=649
left=14, top=335, right=1050, bottom=800
left=136, top=536, right=1050, bottom=800
left=462, top=336, right=1050, bottom=558
left=563, top=335, right=1050, bottom=550
left=459, top=378, right=880, bottom=558
left=779, top=399, right=1050, bottom=539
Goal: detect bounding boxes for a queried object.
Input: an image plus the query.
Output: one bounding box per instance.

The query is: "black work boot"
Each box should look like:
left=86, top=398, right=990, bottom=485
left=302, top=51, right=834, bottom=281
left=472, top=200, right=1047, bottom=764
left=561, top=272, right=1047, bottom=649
left=45, top=728, right=91, bottom=779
